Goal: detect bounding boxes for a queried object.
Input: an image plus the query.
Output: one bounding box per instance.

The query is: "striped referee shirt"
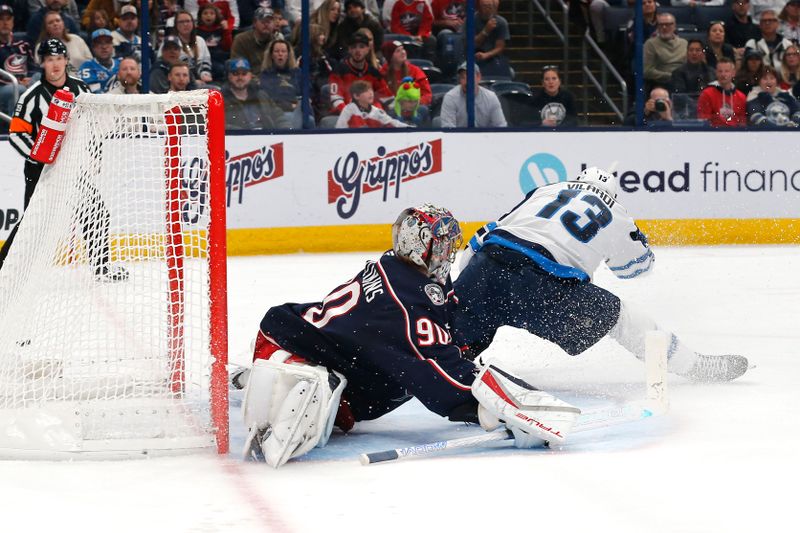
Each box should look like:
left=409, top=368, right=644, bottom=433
left=8, top=76, right=89, bottom=159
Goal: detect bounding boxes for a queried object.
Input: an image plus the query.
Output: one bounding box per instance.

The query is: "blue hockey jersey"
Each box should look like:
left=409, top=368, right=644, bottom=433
left=260, top=252, right=477, bottom=420
left=78, top=57, right=120, bottom=94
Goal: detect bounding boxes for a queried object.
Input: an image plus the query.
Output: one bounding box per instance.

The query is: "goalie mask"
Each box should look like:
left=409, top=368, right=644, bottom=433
left=392, top=204, right=463, bottom=285
left=574, top=166, right=618, bottom=199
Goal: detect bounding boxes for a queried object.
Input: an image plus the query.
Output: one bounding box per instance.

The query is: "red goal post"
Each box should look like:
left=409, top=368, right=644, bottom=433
left=0, top=90, right=228, bottom=458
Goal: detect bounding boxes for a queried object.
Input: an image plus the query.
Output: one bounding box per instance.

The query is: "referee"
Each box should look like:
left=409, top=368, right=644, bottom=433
left=0, top=38, right=127, bottom=281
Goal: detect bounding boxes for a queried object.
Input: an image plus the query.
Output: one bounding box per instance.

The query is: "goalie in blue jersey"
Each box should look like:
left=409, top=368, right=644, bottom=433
left=453, top=167, right=749, bottom=383
left=233, top=204, right=582, bottom=467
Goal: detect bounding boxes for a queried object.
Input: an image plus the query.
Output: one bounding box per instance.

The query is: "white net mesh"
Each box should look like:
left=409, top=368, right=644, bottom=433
left=0, top=91, right=224, bottom=457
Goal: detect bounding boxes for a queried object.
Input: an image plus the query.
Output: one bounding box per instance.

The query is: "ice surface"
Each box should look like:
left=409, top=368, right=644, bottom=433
left=2, top=246, right=798, bottom=532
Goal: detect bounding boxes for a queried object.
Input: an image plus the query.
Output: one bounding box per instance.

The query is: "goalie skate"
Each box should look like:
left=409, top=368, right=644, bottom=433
left=684, top=354, right=749, bottom=382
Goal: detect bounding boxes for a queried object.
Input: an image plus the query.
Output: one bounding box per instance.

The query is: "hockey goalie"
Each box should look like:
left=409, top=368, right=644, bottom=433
left=234, top=204, right=581, bottom=467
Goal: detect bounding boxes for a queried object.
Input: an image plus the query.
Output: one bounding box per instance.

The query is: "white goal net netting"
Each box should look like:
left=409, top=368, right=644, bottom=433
left=0, top=90, right=228, bottom=458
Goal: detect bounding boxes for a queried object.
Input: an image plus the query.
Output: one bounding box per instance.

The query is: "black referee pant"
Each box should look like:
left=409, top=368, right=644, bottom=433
left=0, top=159, right=44, bottom=270
left=0, top=160, right=112, bottom=273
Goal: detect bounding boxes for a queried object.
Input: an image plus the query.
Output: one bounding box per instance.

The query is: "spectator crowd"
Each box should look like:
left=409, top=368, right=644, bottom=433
left=609, top=0, right=800, bottom=127
left=2, top=0, right=799, bottom=129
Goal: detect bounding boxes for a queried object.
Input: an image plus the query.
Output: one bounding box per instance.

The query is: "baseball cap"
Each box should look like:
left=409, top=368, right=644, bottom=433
left=226, top=58, right=251, bottom=72
left=349, top=32, right=370, bottom=46
left=91, top=28, right=114, bottom=42
left=162, top=34, right=182, bottom=48
left=254, top=6, right=274, bottom=19
left=458, top=61, right=480, bottom=74
left=120, top=4, right=137, bottom=16
left=345, top=0, right=366, bottom=8
left=381, top=40, right=404, bottom=59
left=0, top=5, right=13, bottom=16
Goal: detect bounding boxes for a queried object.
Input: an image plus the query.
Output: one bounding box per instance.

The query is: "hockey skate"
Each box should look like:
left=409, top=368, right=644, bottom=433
left=684, top=354, right=750, bottom=382
left=95, top=265, right=130, bottom=282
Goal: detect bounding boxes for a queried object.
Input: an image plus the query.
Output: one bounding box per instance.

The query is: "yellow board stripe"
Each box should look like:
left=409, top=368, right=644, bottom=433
left=2, top=220, right=797, bottom=258
left=228, top=219, right=800, bottom=255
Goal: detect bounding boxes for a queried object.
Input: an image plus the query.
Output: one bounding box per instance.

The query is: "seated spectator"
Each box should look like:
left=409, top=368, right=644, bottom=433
left=644, top=12, right=687, bottom=91
left=431, top=0, right=465, bottom=76
left=328, top=32, right=392, bottom=114
left=260, top=37, right=301, bottom=127
left=380, top=40, right=432, bottom=107
left=705, top=21, right=737, bottom=69
left=725, top=0, right=761, bottom=52
left=167, top=61, right=192, bottom=92
left=672, top=39, right=716, bottom=94
left=779, top=43, right=800, bottom=88
left=645, top=87, right=673, bottom=125
left=331, top=0, right=383, bottom=62
left=79, top=28, right=120, bottom=93
left=27, top=0, right=79, bottom=44
left=35, top=11, right=91, bottom=74
left=354, top=27, right=380, bottom=67
left=697, top=57, right=747, bottom=126
left=471, top=0, right=512, bottom=79
left=111, top=5, right=143, bottom=61
left=390, top=0, right=436, bottom=61
left=85, top=7, right=111, bottom=42
left=745, top=9, right=793, bottom=67
left=779, top=0, right=800, bottom=43
left=167, top=10, right=213, bottom=86
left=151, top=34, right=196, bottom=93
left=440, top=62, right=507, bottom=127
left=222, top=57, right=289, bottom=130
left=747, top=64, right=800, bottom=126
left=196, top=3, right=232, bottom=81
left=735, top=48, right=764, bottom=93
left=751, top=0, right=791, bottom=22
left=627, top=0, right=658, bottom=44
left=432, top=0, right=465, bottom=35
left=0, top=5, right=36, bottom=117
left=389, top=76, right=431, bottom=127
left=335, top=79, right=409, bottom=128
left=309, top=0, right=342, bottom=59
left=107, top=56, right=141, bottom=94
left=531, top=65, right=577, bottom=127
left=186, top=0, right=240, bottom=31
left=295, top=23, right=336, bottom=122
left=80, top=0, right=116, bottom=30
left=624, top=86, right=674, bottom=126
left=231, top=7, right=277, bottom=76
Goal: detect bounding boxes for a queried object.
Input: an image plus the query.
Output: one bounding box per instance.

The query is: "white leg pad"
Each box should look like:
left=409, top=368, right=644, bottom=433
left=241, top=356, right=346, bottom=467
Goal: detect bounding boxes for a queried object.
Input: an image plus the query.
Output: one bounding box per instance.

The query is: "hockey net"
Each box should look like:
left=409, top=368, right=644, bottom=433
left=0, top=90, right=228, bottom=458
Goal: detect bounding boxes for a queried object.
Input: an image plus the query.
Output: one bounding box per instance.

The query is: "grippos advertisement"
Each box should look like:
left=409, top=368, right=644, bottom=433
left=225, top=131, right=800, bottom=230
left=2, top=130, right=799, bottom=241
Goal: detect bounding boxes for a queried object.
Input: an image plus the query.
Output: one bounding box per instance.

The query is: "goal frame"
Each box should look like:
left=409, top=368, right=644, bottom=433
left=0, top=90, right=229, bottom=458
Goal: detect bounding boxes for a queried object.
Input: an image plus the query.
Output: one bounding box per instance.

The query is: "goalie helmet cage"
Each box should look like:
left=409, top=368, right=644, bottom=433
left=0, top=90, right=229, bottom=458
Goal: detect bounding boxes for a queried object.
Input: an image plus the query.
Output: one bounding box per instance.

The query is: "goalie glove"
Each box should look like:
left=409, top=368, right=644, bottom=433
left=472, top=364, right=581, bottom=448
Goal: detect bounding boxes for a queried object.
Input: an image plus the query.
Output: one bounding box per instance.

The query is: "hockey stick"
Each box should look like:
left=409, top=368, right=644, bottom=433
left=358, top=400, right=664, bottom=465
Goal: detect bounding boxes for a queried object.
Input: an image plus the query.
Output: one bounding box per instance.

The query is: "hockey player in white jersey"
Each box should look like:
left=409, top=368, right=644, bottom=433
left=453, top=167, right=749, bottom=382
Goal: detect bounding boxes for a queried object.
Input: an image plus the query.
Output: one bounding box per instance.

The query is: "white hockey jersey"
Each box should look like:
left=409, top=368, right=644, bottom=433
left=461, top=181, right=654, bottom=281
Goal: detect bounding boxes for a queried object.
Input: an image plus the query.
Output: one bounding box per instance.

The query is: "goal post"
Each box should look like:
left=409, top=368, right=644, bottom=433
left=0, top=90, right=228, bottom=458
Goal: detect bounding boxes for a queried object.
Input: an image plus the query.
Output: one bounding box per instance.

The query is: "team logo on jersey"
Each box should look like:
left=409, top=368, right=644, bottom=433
left=519, top=152, right=567, bottom=194
left=226, top=143, right=285, bottom=206
left=4, top=54, right=28, bottom=76
left=327, top=139, right=443, bottom=219
left=424, top=283, right=446, bottom=306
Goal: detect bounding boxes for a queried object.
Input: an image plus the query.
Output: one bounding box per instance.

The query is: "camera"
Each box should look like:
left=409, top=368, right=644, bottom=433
left=654, top=99, right=668, bottom=112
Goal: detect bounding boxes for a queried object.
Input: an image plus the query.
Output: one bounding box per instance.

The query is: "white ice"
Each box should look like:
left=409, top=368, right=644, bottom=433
left=2, top=246, right=799, bottom=533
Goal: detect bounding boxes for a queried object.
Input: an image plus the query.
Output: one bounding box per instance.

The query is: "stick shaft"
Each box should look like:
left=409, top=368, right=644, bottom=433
left=359, top=400, right=662, bottom=466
